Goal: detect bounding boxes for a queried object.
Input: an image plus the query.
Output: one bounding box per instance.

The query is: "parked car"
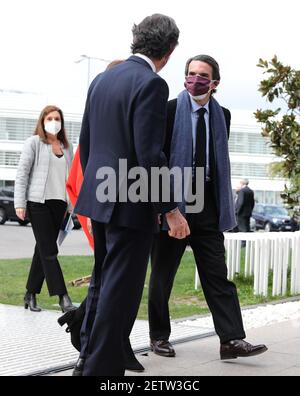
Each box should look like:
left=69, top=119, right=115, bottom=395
left=0, top=187, right=30, bottom=226
left=252, top=203, right=299, bottom=232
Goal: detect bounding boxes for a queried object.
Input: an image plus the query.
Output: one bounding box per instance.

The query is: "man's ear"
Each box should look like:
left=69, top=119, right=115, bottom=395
left=213, top=80, right=220, bottom=88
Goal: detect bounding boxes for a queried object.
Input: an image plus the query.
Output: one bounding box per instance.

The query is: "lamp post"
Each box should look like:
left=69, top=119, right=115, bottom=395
left=75, top=54, right=111, bottom=91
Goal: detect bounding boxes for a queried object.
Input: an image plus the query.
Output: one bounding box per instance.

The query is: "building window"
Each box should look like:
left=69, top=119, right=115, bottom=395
left=0, top=151, right=21, bottom=168
left=231, top=162, right=274, bottom=179
left=253, top=190, right=284, bottom=205
left=64, top=121, right=81, bottom=144
left=229, top=131, right=272, bottom=155
left=0, top=117, right=81, bottom=144
left=0, top=117, right=36, bottom=141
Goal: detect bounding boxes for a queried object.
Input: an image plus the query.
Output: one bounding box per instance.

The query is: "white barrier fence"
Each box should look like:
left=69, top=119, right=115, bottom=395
left=195, top=231, right=300, bottom=297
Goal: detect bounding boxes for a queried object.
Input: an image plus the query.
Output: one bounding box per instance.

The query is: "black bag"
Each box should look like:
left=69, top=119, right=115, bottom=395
left=58, top=299, right=86, bottom=351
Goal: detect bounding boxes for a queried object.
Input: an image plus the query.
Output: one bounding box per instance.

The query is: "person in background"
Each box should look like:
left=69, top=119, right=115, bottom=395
left=65, top=145, right=94, bottom=250
left=236, top=178, right=255, bottom=232
left=14, top=105, right=75, bottom=313
left=234, top=183, right=242, bottom=205
left=231, top=184, right=242, bottom=233
left=64, top=59, right=124, bottom=252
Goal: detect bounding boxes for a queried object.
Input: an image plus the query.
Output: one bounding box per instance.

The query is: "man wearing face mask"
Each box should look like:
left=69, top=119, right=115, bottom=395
left=148, top=55, right=267, bottom=360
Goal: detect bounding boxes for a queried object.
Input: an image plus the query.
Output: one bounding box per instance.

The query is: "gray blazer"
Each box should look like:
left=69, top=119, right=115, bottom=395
left=14, top=135, right=73, bottom=209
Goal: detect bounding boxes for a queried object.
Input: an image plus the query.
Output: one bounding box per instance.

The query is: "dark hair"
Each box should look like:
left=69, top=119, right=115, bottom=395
left=131, top=14, right=179, bottom=60
left=185, top=54, right=221, bottom=81
left=34, top=105, right=69, bottom=149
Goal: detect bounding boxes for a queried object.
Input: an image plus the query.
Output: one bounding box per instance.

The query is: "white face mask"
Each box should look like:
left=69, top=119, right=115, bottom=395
left=190, top=92, right=208, bottom=101
left=189, top=89, right=212, bottom=101
left=44, top=120, right=61, bottom=135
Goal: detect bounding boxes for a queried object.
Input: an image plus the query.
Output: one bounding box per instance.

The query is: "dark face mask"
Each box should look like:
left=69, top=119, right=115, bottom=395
left=184, top=75, right=211, bottom=97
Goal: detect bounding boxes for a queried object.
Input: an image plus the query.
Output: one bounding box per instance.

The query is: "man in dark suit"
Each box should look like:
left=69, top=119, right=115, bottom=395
left=236, top=179, right=255, bottom=232
left=148, top=55, right=267, bottom=360
left=73, top=14, right=190, bottom=376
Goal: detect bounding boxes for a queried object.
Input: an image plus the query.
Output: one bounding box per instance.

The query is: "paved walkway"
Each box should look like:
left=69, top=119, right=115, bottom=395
left=1, top=224, right=300, bottom=376
left=51, top=317, right=300, bottom=376
left=0, top=304, right=212, bottom=376
left=1, top=300, right=300, bottom=376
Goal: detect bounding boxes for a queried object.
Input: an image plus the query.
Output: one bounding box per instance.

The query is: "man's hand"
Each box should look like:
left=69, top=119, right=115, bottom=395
left=16, top=208, right=26, bottom=221
left=165, top=208, right=190, bottom=239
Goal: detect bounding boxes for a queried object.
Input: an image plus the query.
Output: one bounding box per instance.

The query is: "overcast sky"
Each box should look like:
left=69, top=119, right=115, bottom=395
left=0, top=0, right=299, bottom=113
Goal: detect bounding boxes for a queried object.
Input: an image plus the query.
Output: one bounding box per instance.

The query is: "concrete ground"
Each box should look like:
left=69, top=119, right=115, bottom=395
left=50, top=317, right=300, bottom=376
left=2, top=223, right=300, bottom=376
left=0, top=303, right=212, bottom=376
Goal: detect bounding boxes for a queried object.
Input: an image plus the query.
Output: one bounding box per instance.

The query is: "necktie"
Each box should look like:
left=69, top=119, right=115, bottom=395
left=194, top=107, right=207, bottom=178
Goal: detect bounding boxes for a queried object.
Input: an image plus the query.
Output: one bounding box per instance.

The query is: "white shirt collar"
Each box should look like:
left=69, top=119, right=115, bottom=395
left=134, top=53, right=156, bottom=73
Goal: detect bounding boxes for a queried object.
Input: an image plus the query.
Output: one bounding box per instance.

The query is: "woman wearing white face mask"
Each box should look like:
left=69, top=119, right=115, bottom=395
left=14, top=105, right=75, bottom=313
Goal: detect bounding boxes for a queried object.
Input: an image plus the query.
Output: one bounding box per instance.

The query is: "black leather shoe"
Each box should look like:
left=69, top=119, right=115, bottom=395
left=124, top=339, right=144, bottom=372
left=59, top=294, right=76, bottom=313
left=124, top=355, right=144, bottom=372
left=220, top=339, right=268, bottom=360
left=72, top=355, right=144, bottom=375
left=72, top=358, right=85, bottom=376
left=24, top=291, right=41, bottom=312
left=150, top=339, right=176, bottom=357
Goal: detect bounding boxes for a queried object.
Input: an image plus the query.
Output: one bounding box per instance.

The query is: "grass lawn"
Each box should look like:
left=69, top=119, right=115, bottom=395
left=0, top=251, right=297, bottom=320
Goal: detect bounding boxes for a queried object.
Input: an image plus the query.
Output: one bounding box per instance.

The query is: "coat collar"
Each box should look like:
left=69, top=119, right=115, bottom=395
left=126, top=55, right=154, bottom=71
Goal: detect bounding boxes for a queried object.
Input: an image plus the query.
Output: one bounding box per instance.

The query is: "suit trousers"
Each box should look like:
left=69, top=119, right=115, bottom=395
left=149, top=183, right=246, bottom=344
left=26, top=200, right=68, bottom=296
left=81, top=221, right=153, bottom=376
left=237, top=215, right=251, bottom=232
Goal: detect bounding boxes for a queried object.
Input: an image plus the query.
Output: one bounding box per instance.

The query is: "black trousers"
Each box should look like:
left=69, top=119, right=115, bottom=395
left=81, top=221, right=153, bottom=376
left=149, top=183, right=246, bottom=344
left=26, top=200, right=68, bottom=296
left=237, top=215, right=251, bottom=232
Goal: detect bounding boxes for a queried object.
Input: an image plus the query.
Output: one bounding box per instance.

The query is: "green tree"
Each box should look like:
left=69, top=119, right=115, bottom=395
left=254, top=56, right=300, bottom=212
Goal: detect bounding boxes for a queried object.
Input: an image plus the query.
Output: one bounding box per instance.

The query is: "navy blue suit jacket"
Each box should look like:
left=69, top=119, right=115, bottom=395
left=75, top=56, right=176, bottom=231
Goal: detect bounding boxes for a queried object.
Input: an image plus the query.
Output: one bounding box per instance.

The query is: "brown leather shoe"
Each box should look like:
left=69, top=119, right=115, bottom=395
left=150, top=339, right=176, bottom=357
left=220, top=339, right=268, bottom=360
